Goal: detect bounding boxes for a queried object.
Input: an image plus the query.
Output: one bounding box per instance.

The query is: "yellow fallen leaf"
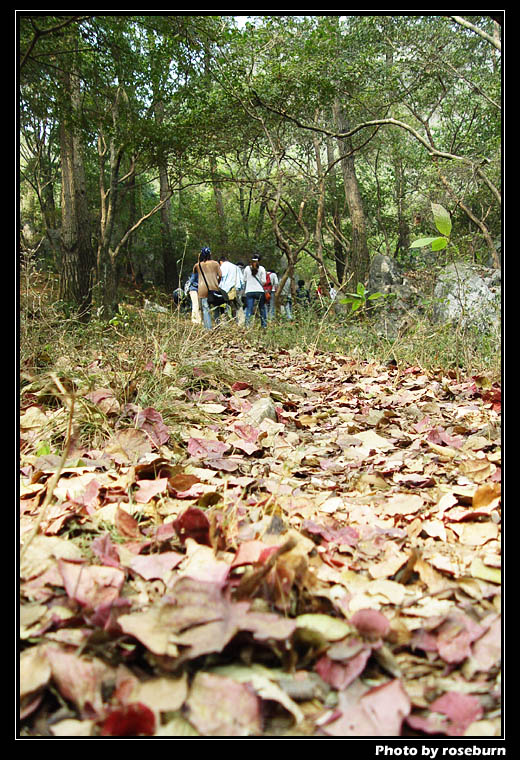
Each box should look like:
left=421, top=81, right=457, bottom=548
left=450, top=522, right=499, bottom=546
left=472, top=483, right=501, bottom=510
left=470, top=557, right=501, bottom=584
left=295, top=613, right=352, bottom=641
left=199, top=403, right=226, bottom=414
left=354, top=430, right=394, bottom=451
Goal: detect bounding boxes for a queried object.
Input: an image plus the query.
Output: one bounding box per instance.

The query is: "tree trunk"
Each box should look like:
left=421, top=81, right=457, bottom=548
left=333, top=100, right=370, bottom=287
left=59, top=64, right=94, bottom=321
left=155, top=101, right=178, bottom=290
left=394, top=155, right=410, bottom=259
left=313, top=128, right=335, bottom=293
left=209, top=155, right=228, bottom=251
left=326, top=137, right=347, bottom=284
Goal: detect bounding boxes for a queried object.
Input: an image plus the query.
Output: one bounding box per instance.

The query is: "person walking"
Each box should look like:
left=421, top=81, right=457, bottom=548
left=243, top=254, right=268, bottom=328
left=295, top=279, right=311, bottom=308
left=236, top=261, right=246, bottom=326
left=281, top=276, right=293, bottom=320
left=218, top=254, right=245, bottom=323
left=265, top=270, right=279, bottom=321
left=186, top=271, right=201, bottom=324
left=193, top=247, right=222, bottom=330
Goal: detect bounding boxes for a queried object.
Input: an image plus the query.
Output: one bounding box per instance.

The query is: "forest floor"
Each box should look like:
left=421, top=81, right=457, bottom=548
left=19, top=315, right=502, bottom=738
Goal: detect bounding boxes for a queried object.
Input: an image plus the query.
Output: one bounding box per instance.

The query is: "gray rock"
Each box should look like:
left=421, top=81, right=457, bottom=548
left=366, top=254, right=419, bottom=340
left=432, top=263, right=501, bottom=334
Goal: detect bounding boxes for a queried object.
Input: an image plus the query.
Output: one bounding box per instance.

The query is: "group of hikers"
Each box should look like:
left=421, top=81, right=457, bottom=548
left=173, top=247, right=334, bottom=330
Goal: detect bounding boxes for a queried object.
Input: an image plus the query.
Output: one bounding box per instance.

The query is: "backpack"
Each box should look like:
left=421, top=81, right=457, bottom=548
left=263, top=272, right=272, bottom=301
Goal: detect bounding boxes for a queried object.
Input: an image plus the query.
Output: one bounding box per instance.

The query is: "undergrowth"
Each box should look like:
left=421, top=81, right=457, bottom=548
left=19, top=266, right=501, bottom=455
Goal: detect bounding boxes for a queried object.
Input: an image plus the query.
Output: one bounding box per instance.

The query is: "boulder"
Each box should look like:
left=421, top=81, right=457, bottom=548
left=432, top=263, right=501, bottom=334
left=366, top=254, right=419, bottom=340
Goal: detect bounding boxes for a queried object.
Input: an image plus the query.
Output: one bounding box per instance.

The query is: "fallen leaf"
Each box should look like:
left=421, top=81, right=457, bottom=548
left=450, top=522, right=499, bottom=546
left=104, top=428, right=152, bottom=464
left=100, top=702, right=156, bottom=736
left=185, top=672, right=261, bottom=736
left=322, top=679, right=411, bottom=736
left=58, top=560, right=125, bottom=608
left=187, top=438, right=230, bottom=458
left=45, top=645, right=113, bottom=716
left=129, top=551, right=183, bottom=581
left=210, top=664, right=304, bottom=725
left=135, top=407, right=170, bottom=446
left=133, top=478, right=169, bottom=503
left=173, top=507, right=211, bottom=546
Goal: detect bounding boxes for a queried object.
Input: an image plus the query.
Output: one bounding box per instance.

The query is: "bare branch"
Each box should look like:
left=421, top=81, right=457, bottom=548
left=449, top=15, right=501, bottom=51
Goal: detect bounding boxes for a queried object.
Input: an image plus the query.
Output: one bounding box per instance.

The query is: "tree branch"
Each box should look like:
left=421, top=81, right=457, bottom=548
left=449, top=15, right=501, bottom=52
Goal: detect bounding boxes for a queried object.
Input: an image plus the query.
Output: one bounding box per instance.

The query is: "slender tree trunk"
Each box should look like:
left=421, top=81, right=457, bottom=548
left=209, top=155, right=228, bottom=250
left=326, top=137, right=346, bottom=284
left=59, top=63, right=94, bottom=321
left=394, top=155, right=410, bottom=258
left=313, top=128, right=334, bottom=292
left=155, top=101, right=178, bottom=290
left=333, top=100, right=370, bottom=286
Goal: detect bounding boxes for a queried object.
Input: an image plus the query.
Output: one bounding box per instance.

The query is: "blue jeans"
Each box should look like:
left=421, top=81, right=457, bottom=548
left=200, top=297, right=213, bottom=329
left=267, top=293, right=276, bottom=320
left=283, top=297, right=293, bottom=320
left=245, top=292, right=267, bottom=328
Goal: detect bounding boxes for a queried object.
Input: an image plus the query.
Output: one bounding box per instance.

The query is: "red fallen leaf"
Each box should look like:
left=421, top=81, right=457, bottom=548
left=231, top=540, right=269, bottom=568
left=168, top=473, right=201, bottom=494
left=205, top=455, right=241, bottom=472
left=58, top=560, right=125, bottom=608
left=228, top=396, right=252, bottom=414
left=430, top=692, right=483, bottom=736
left=436, top=613, right=484, bottom=664
left=302, top=520, right=359, bottom=547
left=413, top=416, right=432, bottom=433
left=482, top=387, right=501, bottom=412
left=100, top=702, right=156, bottom=736
left=232, top=439, right=260, bottom=455
left=115, top=506, right=142, bottom=538
left=75, top=477, right=102, bottom=513
left=187, top=437, right=230, bottom=457
left=133, top=478, right=169, bottom=503
left=315, top=649, right=372, bottom=690
left=86, top=597, right=132, bottom=632
left=153, top=522, right=176, bottom=543
left=350, top=609, right=390, bottom=639
left=185, top=672, right=261, bottom=736
left=173, top=507, right=211, bottom=546
left=231, top=381, right=252, bottom=391
left=85, top=388, right=115, bottom=405
left=91, top=533, right=121, bottom=568
left=130, top=551, right=183, bottom=581
left=322, top=678, right=411, bottom=737
left=233, top=423, right=259, bottom=443
left=426, top=427, right=464, bottom=448
left=135, top=407, right=170, bottom=447
left=407, top=692, right=483, bottom=737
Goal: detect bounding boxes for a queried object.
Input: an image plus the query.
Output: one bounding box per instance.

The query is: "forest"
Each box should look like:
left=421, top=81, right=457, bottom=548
left=19, top=14, right=502, bottom=740
left=20, top=14, right=501, bottom=315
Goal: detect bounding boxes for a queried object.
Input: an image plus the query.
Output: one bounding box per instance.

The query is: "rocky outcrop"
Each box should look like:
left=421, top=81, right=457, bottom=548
left=432, top=263, right=501, bottom=335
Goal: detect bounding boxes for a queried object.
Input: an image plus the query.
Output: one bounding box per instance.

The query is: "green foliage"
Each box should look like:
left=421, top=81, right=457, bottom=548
left=19, top=14, right=501, bottom=304
left=410, top=202, right=452, bottom=253
left=339, top=282, right=390, bottom=314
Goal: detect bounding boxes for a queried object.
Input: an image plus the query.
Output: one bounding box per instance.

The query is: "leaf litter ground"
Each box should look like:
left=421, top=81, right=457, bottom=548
left=19, top=342, right=501, bottom=737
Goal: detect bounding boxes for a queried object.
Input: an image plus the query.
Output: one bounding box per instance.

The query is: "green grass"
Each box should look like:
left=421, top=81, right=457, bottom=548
left=20, top=267, right=501, bottom=456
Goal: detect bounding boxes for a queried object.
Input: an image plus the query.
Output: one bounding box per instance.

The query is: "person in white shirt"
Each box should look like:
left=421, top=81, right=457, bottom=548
left=218, top=254, right=245, bottom=323
left=281, top=276, right=293, bottom=320
left=265, top=270, right=279, bottom=321
left=243, top=254, right=268, bottom=328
